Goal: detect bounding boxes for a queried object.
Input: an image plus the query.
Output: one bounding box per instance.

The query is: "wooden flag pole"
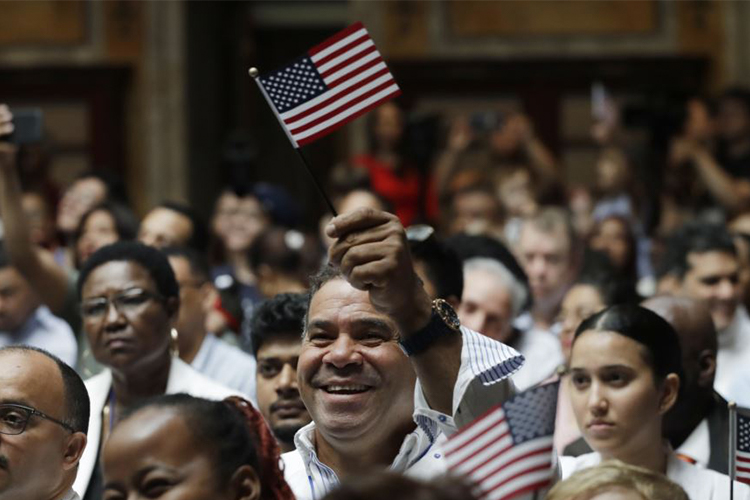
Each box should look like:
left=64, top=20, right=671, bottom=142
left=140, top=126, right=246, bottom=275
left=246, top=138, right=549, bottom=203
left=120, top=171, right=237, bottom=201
left=248, top=67, right=338, bottom=218
left=730, top=400, right=737, bottom=500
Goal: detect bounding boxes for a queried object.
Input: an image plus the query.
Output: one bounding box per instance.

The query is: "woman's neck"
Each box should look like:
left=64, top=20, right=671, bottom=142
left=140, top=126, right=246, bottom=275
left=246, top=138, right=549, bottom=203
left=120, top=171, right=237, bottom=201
left=228, top=251, right=255, bottom=285
left=110, top=353, right=172, bottom=408
left=602, top=438, right=668, bottom=474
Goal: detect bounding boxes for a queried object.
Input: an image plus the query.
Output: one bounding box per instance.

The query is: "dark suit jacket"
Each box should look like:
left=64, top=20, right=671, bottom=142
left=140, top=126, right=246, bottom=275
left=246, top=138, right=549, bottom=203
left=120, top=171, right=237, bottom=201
left=562, top=391, right=729, bottom=475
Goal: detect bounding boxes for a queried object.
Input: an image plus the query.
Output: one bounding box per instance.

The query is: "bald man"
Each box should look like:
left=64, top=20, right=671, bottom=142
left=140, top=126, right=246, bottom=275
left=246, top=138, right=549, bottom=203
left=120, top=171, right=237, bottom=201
left=643, top=296, right=729, bottom=474
left=0, top=346, right=90, bottom=500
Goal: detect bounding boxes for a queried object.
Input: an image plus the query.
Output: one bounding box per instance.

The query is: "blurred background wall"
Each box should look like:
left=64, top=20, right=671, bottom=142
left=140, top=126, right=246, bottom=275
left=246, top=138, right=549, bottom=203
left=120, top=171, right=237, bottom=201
left=1, top=0, right=749, bottom=224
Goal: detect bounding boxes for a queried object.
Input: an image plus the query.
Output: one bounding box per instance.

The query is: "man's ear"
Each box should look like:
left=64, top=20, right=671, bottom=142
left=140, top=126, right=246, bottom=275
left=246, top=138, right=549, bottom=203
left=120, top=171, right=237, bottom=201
left=697, top=349, right=717, bottom=388
left=229, top=464, right=261, bottom=500
left=658, top=373, right=681, bottom=415
left=62, top=432, right=87, bottom=471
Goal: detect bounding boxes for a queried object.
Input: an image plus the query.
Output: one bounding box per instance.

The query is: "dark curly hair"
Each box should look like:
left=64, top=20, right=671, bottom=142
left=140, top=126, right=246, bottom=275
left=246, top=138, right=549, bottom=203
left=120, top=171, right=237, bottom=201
left=249, top=292, right=307, bottom=356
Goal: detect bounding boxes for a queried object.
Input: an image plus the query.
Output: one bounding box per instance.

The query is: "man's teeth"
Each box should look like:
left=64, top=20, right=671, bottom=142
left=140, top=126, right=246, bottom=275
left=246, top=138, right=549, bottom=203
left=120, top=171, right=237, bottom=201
left=324, top=385, right=369, bottom=394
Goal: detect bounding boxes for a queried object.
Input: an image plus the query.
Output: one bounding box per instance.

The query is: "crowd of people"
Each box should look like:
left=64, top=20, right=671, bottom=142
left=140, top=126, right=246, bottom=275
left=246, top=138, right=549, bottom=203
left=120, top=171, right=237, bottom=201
left=1, top=86, right=750, bottom=500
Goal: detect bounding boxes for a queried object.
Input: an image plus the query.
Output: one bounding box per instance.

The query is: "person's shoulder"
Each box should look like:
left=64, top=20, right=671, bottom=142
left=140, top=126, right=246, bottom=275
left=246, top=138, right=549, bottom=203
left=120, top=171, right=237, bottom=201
left=281, top=450, right=311, bottom=500
left=169, top=357, right=244, bottom=401
left=559, top=452, right=601, bottom=479
left=207, top=335, right=255, bottom=365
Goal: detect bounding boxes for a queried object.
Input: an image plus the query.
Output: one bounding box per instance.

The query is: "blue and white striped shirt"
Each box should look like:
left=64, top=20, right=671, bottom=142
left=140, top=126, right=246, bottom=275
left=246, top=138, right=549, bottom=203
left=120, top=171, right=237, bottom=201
left=282, top=327, right=524, bottom=500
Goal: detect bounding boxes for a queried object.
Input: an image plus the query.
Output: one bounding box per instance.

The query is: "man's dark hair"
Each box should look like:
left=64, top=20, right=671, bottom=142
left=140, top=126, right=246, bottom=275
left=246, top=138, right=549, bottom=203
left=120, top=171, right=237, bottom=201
left=162, top=246, right=210, bottom=283
left=0, top=346, right=90, bottom=435
left=445, top=233, right=532, bottom=311
left=408, top=233, right=463, bottom=301
left=577, top=249, right=640, bottom=305
left=77, top=241, right=179, bottom=300
left=158, top=201, right=209, bottom=254
left=657, top=223, right=737, bottom=280
left=249, top=292, right=307, bottom=356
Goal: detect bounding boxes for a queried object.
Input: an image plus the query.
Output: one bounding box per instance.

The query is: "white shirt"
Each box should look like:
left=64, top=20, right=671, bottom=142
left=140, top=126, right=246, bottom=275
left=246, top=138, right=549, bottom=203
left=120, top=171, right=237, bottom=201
left=191, top=333, right=257, bottom=403
left=676, top=418, right=711, bottom=468
left=559, top=450, right=750, bottom=500
left=0, top=306, right=77, bottom=368
left=60, top=489, right=80, bottom=500
left=511, top=327, right=564, bottom=391
left=281, top=327, right=524, bottom=500
left=716, top=305, right=750, bottom=403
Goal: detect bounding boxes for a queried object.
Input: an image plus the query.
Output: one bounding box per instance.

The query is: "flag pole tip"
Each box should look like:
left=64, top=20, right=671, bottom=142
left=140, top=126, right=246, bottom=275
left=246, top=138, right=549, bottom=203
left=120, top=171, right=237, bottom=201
left=248, top=67, right=259, bottom=78
left=729, top=401, right=737, bottom=409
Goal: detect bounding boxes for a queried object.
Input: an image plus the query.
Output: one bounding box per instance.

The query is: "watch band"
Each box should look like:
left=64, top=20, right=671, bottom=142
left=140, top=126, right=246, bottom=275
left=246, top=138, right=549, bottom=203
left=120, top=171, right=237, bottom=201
left=399, top=299, right=461, bottom=356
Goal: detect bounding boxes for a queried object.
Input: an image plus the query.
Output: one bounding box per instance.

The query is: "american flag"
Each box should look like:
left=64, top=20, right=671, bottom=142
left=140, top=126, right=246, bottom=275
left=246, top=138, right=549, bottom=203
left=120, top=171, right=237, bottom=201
left=255, top=22, right=401, bottom=148
left=736, top=406, right=750, bottom=485
left=443, top=382, right=558, bottom=500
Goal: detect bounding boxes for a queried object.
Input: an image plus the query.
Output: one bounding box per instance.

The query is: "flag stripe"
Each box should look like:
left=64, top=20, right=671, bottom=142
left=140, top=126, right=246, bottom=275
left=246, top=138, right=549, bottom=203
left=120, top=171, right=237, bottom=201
left=316, top=38, right=374, bottom=74
left=738, top=466, right=750, bottom=474
left=312, top=32, right=370, bottom=67
left=445, top=421, right=511, bottom=466
left=280, top=61, right=387, bottom=121
left=452, top=435, right=514, bottom=475
left=292, top=85, right=399, bottom=141
left=287, top=73, right=394, bottom=129
left=322, top=49, right=381, bottom=85
left=443, top=408, right=506, bottom=454
left=738, top=450, right=750, bottom=460
left=481, top=460, right=552, bottom=495
left=295, top=88, right=400, bottom=146
left=309, top=23, right=365, bottom=58
left=473, top=440, right=553, bottom=485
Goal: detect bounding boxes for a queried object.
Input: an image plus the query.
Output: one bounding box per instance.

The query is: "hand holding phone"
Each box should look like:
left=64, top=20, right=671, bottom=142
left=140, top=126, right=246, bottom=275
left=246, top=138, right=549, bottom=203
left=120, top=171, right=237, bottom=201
left=0, top=105, right=44, bottom=145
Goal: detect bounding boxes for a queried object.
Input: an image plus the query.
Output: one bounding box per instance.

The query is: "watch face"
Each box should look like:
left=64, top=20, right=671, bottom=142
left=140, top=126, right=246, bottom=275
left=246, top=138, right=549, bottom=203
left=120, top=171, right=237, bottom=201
left=435, top=299, right=461, bottom=330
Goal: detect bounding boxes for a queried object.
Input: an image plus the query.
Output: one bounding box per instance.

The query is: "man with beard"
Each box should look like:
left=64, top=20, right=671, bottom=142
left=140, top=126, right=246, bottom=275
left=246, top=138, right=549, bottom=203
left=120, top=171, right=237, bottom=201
left=250, top=292, right=311, bottom=452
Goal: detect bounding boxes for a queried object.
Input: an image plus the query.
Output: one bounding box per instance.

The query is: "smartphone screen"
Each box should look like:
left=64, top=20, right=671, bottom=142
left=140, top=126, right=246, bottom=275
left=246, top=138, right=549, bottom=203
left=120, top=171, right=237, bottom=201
left=7, top=108, right=44, bottom=145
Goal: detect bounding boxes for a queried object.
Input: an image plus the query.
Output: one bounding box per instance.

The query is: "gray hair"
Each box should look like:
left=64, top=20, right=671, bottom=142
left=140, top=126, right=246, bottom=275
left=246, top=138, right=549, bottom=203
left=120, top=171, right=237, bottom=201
left=463, top=257, right=528, bottom=318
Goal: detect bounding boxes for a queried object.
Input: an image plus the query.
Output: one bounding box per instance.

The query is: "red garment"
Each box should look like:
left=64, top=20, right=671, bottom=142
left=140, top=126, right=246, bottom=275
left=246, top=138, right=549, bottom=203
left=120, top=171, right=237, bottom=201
left=351, top=154, right=437, bottom=226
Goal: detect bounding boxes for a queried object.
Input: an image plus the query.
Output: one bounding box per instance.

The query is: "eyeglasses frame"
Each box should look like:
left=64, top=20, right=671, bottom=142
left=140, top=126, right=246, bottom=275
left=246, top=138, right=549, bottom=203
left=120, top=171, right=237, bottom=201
left=0, top=403, right=76, bottom=435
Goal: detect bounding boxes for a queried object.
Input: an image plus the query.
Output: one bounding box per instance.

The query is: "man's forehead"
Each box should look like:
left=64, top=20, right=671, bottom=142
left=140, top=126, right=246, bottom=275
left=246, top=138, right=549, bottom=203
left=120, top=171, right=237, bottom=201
left=520, top=224, right=569, bottom=253
left=0, top=351, right=64, bottom=409
left=308, top=279, right=395, bottom=327
left=687, top=250, right=739, bottom=272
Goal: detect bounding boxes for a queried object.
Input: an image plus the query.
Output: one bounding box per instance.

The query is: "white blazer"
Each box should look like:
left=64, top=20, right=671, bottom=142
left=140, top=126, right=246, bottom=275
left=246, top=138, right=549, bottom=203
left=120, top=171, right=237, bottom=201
left=73, top=357, right=245, bottom=496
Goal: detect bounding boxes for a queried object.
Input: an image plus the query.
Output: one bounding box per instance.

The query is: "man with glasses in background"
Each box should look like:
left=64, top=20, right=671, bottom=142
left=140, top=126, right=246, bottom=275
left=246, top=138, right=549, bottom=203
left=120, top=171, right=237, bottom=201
left=0, top=345, right=89, bottom=500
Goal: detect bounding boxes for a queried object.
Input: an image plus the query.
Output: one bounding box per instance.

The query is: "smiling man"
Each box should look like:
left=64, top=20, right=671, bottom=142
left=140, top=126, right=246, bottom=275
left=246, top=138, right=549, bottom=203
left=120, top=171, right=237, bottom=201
left=0, top=345, right=89, bottom=500
left=281, top=208, right=523, bottom=499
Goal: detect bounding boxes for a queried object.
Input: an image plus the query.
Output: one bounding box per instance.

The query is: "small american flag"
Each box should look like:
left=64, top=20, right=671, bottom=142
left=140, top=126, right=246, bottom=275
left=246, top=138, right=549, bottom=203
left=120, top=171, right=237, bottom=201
left=255, top=22, right=401, bottom=148
left=736, top=406, right=750, bottom=485
left=444, top=382, right=558, bottom=500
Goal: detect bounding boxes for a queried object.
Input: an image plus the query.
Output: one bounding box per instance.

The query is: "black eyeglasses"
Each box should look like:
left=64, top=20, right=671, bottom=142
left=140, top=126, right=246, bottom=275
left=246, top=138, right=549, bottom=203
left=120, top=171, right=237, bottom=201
left=0, top=403, right=75, bottom=435
left=80, top=287, right=164, bottom=320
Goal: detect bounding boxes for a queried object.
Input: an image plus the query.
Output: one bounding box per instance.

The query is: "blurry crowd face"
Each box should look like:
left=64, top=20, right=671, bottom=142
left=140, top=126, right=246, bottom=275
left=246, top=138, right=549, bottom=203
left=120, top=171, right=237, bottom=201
left=76, top=209, right=119, bottom=265
left=80, top=261, right=175, bottom=374
left=256, top=334, right=310, bottom=448
left=0, top=267, right=40, bottom=333
left=569, top=330, right=676, bottom=462
left=458, top=268, right=514, bottom=343
left=0, top=350, right=80, bottom=499
left=718, top=98, right=750, bottom=143
left=589, top=218, right=632, bottom=273
left=168, top=256, right=209, bottom=349
left=681, top=251, right=741, bottom=331
left=684, top=98, right=714, bottom=143
left=211, top=191, right=239, bottom=241
left=298, top=279, right=415, bottom=444
left=103, top=407, right=249, bottom=500
left=559, top=284, right=606, bottom=362
left=497, top=168, right=537, bottom=218
left=449, top=190, right=502, bottom=236
left=138, top=208, right=193, bottom=250
left=372, top=103, right=404, bottom=152
left=595, top=152, right=628, bottom=195
left=57, top=177, right=107, bottom=235
left=224, top=196, right=268, bottom=253
left=517, top=224, right=572, bottom=306
left=21, top=192, right=55, bottom=248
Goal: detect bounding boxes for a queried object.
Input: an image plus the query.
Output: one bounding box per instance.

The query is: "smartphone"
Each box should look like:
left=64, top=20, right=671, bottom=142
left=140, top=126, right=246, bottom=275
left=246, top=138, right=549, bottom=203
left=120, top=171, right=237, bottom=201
left=3, top=108, right=44, bottom=145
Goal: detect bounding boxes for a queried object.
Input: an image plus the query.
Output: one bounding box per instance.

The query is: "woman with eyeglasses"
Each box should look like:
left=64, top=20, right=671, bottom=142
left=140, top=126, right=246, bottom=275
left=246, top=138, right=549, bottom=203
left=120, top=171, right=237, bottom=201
left=72, top=241, right=244, bottom=499
left=102, top=394, right=293, bottom=500
left=560, top=304, right=750, bottom=499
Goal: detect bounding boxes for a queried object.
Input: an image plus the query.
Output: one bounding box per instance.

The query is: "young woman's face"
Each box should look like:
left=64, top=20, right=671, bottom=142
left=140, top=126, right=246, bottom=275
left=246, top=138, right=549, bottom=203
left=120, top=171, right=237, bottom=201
left=558, top=285, right=606, bottom=362
left=102, top=407, right=256, bottom=500
left=76, top=210, right=119, bottom=265
left=568, top=330, right=676, bottom=461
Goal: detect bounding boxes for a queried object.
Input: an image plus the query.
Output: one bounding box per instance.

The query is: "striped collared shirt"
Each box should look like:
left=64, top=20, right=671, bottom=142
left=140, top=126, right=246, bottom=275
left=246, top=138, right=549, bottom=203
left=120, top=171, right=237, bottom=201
left=282, top=327, right=524, bottom=500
